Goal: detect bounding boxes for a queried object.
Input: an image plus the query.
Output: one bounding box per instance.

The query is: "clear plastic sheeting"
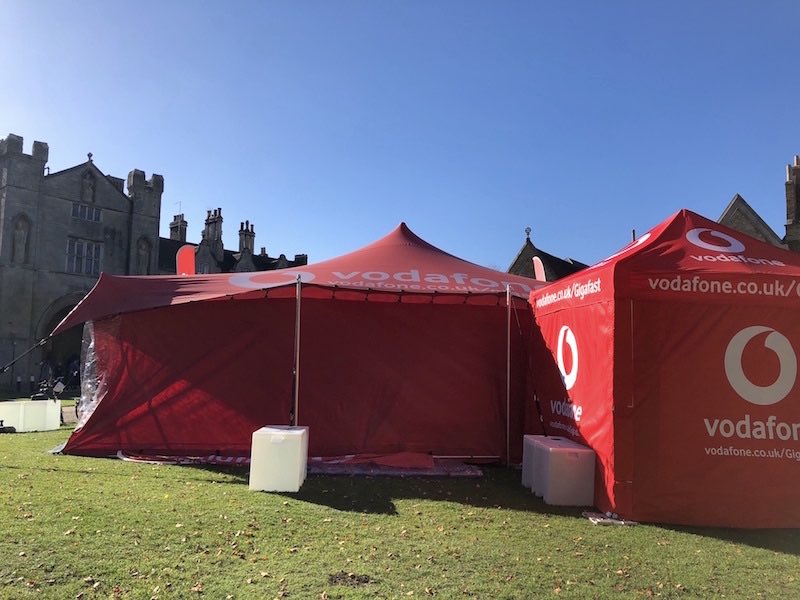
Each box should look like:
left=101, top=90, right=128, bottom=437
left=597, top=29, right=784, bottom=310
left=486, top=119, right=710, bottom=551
left=76, top=322, right=103, bottom=429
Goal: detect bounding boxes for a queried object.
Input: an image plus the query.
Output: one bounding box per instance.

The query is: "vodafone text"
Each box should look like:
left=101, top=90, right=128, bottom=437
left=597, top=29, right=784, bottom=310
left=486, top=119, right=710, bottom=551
left=551, top=398, right=582, bottom=422
left=534, top=277, right=602, bottom=308
left=547, top=398, right=583, bottom=437
left=648, top=276, right=798, bottom=298
left=704, top=445, right=800, bottom=461
left=704, top=415, right=800, bottom=441
left=688, top=253, right=784, bottom=267
left=328, top=270, right=532, bottom=294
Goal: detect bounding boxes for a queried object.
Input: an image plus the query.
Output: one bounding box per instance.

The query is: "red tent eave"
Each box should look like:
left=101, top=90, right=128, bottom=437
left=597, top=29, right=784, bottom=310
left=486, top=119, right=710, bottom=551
left=52, top=223, right=546, bottom=336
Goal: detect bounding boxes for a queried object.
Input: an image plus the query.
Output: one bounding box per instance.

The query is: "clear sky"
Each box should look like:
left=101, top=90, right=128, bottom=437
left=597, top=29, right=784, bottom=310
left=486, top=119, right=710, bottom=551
left=2, top=1, right=800, bottom=270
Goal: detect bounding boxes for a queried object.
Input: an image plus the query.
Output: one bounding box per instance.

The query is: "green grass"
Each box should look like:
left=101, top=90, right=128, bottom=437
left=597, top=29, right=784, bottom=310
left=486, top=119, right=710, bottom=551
left=2, top=429, right=800, bottom=599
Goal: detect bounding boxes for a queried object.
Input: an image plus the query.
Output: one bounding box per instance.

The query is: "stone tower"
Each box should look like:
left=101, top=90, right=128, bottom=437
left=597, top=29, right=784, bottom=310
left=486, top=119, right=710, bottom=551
left=126, top=169, right=164, bottom=275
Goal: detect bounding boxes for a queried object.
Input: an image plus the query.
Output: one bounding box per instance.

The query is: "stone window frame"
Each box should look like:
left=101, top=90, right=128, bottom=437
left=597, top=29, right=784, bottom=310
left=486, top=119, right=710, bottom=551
left=71, top=202, right=102, bottom=223
left=66, top=237, right=102, bottom=276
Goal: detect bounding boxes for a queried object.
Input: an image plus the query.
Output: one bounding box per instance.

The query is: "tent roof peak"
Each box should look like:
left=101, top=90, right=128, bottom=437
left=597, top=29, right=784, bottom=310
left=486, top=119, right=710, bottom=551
left=361, top=222, right=446, bottom=254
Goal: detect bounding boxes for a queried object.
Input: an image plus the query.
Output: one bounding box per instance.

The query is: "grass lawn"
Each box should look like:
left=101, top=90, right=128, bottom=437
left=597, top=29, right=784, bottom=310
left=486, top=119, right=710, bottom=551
left=2, top=428, right=800, bottom=599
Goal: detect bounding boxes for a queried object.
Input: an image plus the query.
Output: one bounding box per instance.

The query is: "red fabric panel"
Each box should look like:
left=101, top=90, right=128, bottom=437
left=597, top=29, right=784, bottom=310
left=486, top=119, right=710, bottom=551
left=610, top=299, right=635, bottom=518
left=527, top=208, right=800, bottom=527
left=629, top=301, right=800, bottom=527
left=529, top=301, right=616, bottom=512
left=529, top=266, right=614, bottom=314
left=531, top=209, right=800, bottom=315
left=627, top=271, right=800, bottom=308
left=624, top=210, right=800, bottom=276
left=53, top=223, right=543, bottom=335
left=617, top=210, right=800, bottom=305
left=64, top=298, right=531, bottom=462
left=63, top=299, right=296, bottom=456
left=297, top=299, right=528, bottom=460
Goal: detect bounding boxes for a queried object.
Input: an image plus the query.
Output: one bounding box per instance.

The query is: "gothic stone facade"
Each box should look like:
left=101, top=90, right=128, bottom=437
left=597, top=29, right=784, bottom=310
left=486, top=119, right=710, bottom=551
left=0, top=133, right=307, bottom=392
left=0, top=134, right=163, bottom=391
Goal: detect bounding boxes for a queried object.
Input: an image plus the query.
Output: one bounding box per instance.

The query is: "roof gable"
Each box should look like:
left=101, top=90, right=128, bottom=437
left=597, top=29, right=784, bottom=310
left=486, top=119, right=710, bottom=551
left=508, top=239, right=587, bottom=281
left=43, top=161, right=130, bottom=205
left=718, top=194, right=784, bottom=247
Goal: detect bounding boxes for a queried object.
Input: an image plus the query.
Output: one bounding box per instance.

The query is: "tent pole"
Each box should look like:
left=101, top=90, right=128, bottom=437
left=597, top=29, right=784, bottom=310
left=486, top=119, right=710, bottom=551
left=293, top=275, right=302, bottom=426
left=0, top=337, right=49, bottom=374
left=506, top=285, right=511, bottom=466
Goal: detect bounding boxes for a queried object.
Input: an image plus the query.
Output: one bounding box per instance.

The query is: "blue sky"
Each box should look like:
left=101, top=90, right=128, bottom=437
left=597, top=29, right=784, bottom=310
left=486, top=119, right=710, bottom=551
left=2, top=1, right=800, bottom=269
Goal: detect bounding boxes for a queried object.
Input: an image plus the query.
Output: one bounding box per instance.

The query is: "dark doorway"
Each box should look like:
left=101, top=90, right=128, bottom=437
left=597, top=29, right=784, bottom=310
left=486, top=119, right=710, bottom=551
left=42, top=307, right=82, bottom=390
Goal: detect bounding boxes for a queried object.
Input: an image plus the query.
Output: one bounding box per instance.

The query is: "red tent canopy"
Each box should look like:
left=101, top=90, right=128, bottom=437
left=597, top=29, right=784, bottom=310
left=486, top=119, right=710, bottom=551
left=54, top=223, right=539, bottom=336
left=529, top=209, right=800, bottom=527
left=60, top=223, right=540, bottom=462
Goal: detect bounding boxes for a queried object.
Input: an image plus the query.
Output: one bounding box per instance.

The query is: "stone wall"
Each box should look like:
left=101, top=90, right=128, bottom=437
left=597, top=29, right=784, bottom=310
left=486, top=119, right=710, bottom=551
left=0, top=134, right=162, bottom=391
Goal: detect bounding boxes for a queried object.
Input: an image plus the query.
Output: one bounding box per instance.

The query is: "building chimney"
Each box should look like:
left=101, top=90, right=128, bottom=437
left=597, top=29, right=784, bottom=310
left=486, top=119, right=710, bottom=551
left=239, top=220, right=255, bottom=253
left=170, top=214, right=188, bottom=242
left=202, top=208, right=224, bottom=263
left=204, top=208, right=223, bottom=241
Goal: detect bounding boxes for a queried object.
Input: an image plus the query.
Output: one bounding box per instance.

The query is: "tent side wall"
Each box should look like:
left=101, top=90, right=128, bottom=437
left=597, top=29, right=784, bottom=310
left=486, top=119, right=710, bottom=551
left=64, top=295, right=532, bottom=461
left=609, top=298, right=635, bottom=518
left=529, top=297, right=617, bottom=512
left=297, top=298, right=530, bottom=460
left=529, top=210, right=800, bottom=527
left=622, top=299, right=800, bottom=527
left=63, top=298, right=297, bottom=457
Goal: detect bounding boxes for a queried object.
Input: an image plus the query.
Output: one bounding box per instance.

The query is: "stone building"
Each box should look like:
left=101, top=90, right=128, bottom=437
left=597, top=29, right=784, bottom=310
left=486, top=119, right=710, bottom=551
left=160, top=210, right=307, bottom=275
left=718, top=155, right=800, bottom=250
left=0, top=134, right=305, bottom=392
left=508, top=226, right=587, bottom=282
left=717, top=194, right=784, bottom=247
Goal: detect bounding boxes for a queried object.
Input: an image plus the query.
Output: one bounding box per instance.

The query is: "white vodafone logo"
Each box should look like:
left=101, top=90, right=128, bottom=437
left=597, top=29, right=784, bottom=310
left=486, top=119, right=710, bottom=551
left=686, top=228, right=746, bottom=253
left=228, top=271, right=316, bottom=290
left=724, top=326, right=797, bottom=406
left=557, top=325, right=578, bottom=390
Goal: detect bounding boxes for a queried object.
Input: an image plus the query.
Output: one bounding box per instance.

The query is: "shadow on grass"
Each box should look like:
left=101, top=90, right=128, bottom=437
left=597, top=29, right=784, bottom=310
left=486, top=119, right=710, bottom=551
left=188, top=462, right=584, bottom=519
left=658, top=523, right=800, bottom=556
left=44, top=454, right=800, bottom=556
left=294, top=465, right=585, bottom=519
left=187, top=463, right=800, bottom=555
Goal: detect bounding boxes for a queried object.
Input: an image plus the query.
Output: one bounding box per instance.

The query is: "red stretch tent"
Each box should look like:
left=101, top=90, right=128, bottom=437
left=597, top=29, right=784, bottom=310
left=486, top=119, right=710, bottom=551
left=57, top=223, right=540, bottom=462
left=529, top=209, right=800, bottom=528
